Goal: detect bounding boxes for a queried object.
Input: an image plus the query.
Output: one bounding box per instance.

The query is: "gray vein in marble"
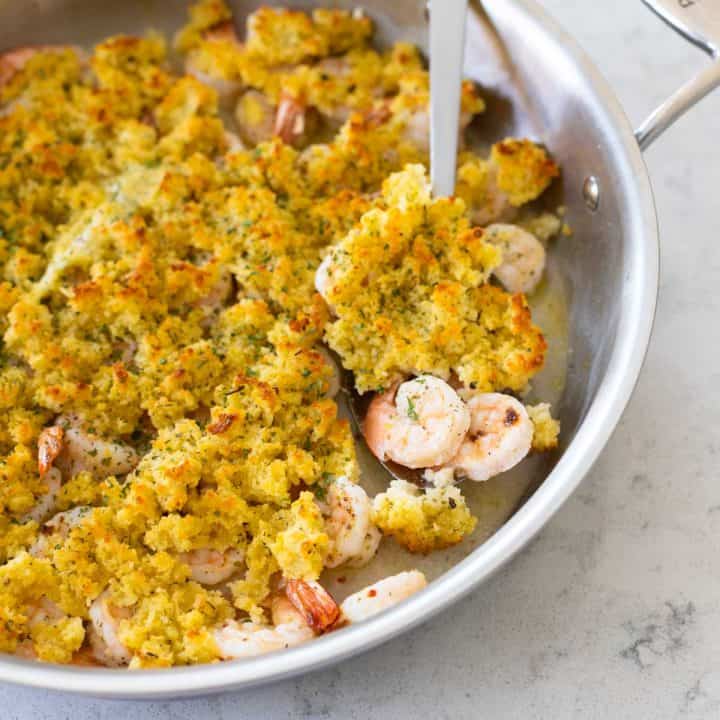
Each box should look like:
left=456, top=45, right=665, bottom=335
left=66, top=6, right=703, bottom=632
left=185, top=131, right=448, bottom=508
left=621, top=601, right=696, bottom=670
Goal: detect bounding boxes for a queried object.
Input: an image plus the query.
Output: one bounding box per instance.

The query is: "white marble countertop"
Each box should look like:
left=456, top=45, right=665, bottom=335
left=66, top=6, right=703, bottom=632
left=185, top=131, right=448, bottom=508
left=4, top=1, right=720, bottom=717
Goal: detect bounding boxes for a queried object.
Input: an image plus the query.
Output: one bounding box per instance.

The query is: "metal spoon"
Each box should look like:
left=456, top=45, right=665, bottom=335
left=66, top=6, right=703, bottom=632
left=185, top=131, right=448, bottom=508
left=339, top=1, right=470, bottom=483
left=338, top=361, right=426, bottom=486
left=429, top=0, right=469, bottom=197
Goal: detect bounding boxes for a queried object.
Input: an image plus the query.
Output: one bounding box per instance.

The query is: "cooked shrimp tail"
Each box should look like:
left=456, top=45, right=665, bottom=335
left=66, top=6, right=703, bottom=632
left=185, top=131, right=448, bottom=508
left=274, top=94, right=310, bottom=146
left=285, top=579, right=340, bottom=632
left=37, top=426, right=64, bottom=476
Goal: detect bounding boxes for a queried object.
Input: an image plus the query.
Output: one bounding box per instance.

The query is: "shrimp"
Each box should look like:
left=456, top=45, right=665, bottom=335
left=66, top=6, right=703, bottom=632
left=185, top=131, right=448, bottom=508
left=339, top=570, right=427, bottom=624
left=197, top=264, right=233, bottom=328
left=223, top=130, right=244, bottom=154
left=23, top=426, right=66, bottom=523
left=310, top=57, right=379, bottom=126
left=213, top=595, right=314, bottom=660
left=1, top=47, right=43, bottom=88
left=88, top=590, right=133, bottom=667
left=285, top=579, right=340, bottom=632
left=27, top=598, right=64, bottom=624
left=70, top=646, right=104, bottom=667
left=13, top=598, right=66, bottom=660
left=13, top=642, right=38, bottom=661
left=54, top=416, right=139, bottom=480
left=235, top=88, right=316, bottom=148
left=485, top=223, right=546, bottom=295
left=185, top=21, right=243, bottom=102
left=363, top=376, right=470, bottom=469
left=179, top=548, right=245, bottom=585
left=466, top=140, right=558, bottom=226
left=467, top=165, right=514, bottom=227
left=314, top=241, right=380, bottom=313
left=115, top=339, right=138, bottom=368
left=323, top=477, right=381, bottom=569
left=313, top=58, right=352, bottom=123
left=314, top=251, right=337, bottom=313
left=30, top=505, right=93, bottom=557
left=316, top=347, right=340, bottom=398
left=234, top=89, right=276, bottom=146
left=273, top=94, right=313, bottom=147
left=37, top=426, right=63, bottom=476
left=399, top=109, right=473, bottom=153
left=21, top=467, right=61, bottom=525
left=0, top=45, right=84, bottom=90
left=442, top=393, right=533, bottom=482
left=185, top=64, right=242, bottom=103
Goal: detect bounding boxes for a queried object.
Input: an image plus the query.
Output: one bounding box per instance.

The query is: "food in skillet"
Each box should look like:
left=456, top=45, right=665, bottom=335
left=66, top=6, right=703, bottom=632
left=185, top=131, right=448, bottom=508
left=0, top=0, right=562, bottom=667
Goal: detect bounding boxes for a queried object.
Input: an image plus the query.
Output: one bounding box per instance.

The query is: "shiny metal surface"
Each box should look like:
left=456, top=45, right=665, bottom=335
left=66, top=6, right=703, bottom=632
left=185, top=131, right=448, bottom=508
left=429, top=0, right=468, bottom=195
left=0, top=0, right=693, bottom=698
left=643, top=0, right=720, bottom=55
left=582, top=175, right=600, bottom=211
left=636, top=0, right=720, bottom=149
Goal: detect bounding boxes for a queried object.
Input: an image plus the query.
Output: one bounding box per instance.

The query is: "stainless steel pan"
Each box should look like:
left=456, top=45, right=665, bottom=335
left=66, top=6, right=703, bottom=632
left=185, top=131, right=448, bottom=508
left=0, top=0, right=717, bottom=698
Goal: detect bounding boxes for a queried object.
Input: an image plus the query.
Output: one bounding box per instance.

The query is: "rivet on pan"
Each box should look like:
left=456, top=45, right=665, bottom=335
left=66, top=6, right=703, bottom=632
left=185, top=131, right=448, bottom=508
left=424, top=1, right=430, bottom=22
left=583, top=176, right=600, bottom=211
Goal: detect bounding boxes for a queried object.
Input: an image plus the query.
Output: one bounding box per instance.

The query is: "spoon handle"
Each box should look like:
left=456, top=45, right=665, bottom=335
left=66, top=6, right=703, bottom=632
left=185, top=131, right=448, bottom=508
left=429, top=0, right=468, bottom=197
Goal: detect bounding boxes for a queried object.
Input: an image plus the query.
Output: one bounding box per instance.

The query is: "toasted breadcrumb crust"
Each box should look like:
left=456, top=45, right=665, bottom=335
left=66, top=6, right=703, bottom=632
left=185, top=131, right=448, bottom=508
left=0, top=0, right=560, bottom=667
left=323, top=165, right=547, bottom=394
left=527, top=403, right=561, bottom=452
left=371, top=480, right=477, bottom=554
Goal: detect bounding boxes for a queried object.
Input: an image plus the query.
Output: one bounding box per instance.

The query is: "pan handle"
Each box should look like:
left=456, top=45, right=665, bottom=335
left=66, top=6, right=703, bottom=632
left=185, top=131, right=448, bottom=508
left=635, top=0, right=720, bottom=150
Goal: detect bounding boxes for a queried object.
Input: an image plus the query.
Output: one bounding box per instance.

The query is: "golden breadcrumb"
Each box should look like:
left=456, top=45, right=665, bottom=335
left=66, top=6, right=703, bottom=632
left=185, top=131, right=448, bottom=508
left=371, top=480, right=477, bottom=554
left=322, top=165, right=546, bottom=394
left=527, top=403, right=561, bottom=451
left=0, top=0, right=560, bottom=667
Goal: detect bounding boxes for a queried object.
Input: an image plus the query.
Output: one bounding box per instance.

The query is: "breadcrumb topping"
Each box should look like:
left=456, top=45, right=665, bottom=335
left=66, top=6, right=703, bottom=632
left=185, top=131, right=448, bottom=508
left=0, top=0, right=561, bottom=667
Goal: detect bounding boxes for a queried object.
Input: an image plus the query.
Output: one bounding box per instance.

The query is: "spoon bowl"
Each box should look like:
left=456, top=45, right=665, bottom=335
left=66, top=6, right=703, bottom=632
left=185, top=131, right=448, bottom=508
left=324, top=344, right=425, bottom=485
